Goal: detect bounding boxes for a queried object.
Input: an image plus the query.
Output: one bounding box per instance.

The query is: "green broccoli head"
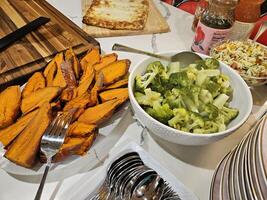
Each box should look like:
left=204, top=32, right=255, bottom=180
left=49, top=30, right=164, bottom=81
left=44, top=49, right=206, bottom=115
left=195, top=60, right=208, bottom=70
left=186, top=112, right=205, bottom=132
left=134, top=88, right=162, bottom=107
left=199, top=103, right=219, bottom=120
left=186, top=65, right=198, bottom=81
left=146, top=61, right=166, bottom=74
left=167, top=62, right=180, bottom=77
left=146, top=103, right=173, bottom=124
left=168, top=108, right=190, bottom=129
left=219, top=106, right=239, bottom=125
left=205, top=58, right=220, bottom=69
left=199, top=89, right=213, bottom=104
left=203, top=80, right=221, bottom=98
left=193, top=121, right=219, bottom=134
left=169, top=71, right=192, bottom=88
left=135, top=72, right=157, bottom=93
left=163, top=89, right=185, bottom=109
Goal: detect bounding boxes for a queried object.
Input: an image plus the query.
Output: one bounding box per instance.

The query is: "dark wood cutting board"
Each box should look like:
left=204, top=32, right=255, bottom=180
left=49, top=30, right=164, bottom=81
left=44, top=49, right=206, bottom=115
left=0, top=0, right=99, bottom=89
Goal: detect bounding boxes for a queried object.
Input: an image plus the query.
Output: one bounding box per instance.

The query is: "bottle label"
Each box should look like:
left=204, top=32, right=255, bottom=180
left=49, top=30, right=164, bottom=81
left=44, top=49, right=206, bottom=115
left=228, top=21, right=255, bottom=40
left=191, top=21, right=231, bottom=55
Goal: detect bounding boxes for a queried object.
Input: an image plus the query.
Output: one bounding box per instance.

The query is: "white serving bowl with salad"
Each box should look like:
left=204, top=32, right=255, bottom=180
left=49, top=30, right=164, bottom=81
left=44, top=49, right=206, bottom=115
left=129, top=51, right=252, bottom=145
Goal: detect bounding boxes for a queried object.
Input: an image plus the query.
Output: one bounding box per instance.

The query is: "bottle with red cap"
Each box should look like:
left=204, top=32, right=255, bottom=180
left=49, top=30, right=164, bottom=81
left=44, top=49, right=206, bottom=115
left=191, top=0, right=239, bottom=54
left=229, top=0, right=265, bottom=40
left=192, top=0, right=209, bottom=32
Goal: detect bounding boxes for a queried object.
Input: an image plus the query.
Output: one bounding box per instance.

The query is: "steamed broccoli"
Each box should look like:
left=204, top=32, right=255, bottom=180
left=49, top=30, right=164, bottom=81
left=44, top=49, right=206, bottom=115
left=169, top=71, right=192, bottom=88
left=199, top=103, right=219, bottom=119
left=146, top=102, right=173, bottom=124
left=219, top=106, right=239, bottom=124
left=134, top=88, right=162, bottom=107
left=193, top=121, right=219, bottom=134
left=199, top=89, right=213, bottom=104
left=203, top=81, right=221, bottom=98
left=135, top=73, right=157, bottom=93
left=186, top=112, right=205, bottom=131
left=205, top=58, right=220, bottom=69
left=213, top=94, right=229, bottom=109
left=167, top=62, right=180, bottom=76
left=168, top=108, right=189, bottom=129
left=163, top=89, right=185, bottom=109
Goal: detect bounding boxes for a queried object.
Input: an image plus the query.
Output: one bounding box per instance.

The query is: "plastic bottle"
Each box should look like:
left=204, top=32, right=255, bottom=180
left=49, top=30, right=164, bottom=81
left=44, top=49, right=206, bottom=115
left=229, top=0, right=264, bottom=40
left=192, top=0, right=209, bottom=31
left=191, top=0, right=239, bottom=54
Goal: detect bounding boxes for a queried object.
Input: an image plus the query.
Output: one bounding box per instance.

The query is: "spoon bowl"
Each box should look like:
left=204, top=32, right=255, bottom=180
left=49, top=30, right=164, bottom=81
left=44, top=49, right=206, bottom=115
left=112, top=43, right=202, bottom=68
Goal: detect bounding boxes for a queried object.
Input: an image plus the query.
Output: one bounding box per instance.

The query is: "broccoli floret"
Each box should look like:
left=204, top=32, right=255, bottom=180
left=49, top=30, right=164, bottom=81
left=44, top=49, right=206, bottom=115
left=186, top=65, right=198, bottom=81
left=134, top=88, right=162, bottom=107
left=135, top=72, right=157, bottom=92
left=169, top=71, right=191, bottom=87
left=149, top=75, right=165, bottom=94
left=186, top=112, right=205, bottom=131
left=168, top=108, right=189, bottom=129
left=195, top=60, right=208, bottom=70
left=180, top=86, right=201, bottom=112
left=146, top=103, right=173, bottom=124
left=199, top=103, right=219, bottom=120
left=163, top=89, right=185, bottom=109
left=199, top=89, right=213, bottom=104
left=219, top=106, right=239, bottom=124
left=193, top=121, right=219, bottom=134
left=146, top=61, right=166, bottom=73
left=205, top=58, right=220, bottom=69
left=213, top=94, right=229, bottom=109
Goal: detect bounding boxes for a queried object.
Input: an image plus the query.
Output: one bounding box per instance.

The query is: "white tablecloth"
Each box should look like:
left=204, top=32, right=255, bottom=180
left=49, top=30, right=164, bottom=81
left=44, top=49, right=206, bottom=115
left=0, top=1, right=266, bottom=200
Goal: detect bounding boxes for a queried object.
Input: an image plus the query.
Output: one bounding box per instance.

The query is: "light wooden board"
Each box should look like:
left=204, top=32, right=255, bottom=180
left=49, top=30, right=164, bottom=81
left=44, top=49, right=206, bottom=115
left=0, top=0, right=99, bottom=89
left=82, top=0, right=170, bottom=38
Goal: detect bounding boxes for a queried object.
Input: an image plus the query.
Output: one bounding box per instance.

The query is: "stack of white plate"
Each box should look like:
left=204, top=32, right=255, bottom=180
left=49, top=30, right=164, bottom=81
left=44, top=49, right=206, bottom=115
left=210, top=114, right=267, bottom=200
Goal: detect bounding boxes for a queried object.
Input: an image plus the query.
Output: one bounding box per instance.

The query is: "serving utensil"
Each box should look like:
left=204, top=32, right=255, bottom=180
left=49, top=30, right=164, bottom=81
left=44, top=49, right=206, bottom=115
left=253, top=21, right=267, bottom=42
left=112, top=43, right=202, bottom=68
left=34, top=109, right=76, bottom=200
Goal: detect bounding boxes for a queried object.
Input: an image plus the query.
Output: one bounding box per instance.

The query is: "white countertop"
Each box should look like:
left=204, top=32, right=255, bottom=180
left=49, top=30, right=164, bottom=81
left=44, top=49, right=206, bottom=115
left=0, top=1, right=267, bottom=200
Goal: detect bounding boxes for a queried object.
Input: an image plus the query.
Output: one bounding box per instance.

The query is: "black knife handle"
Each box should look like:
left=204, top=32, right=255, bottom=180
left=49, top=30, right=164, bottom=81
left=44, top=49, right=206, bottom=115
left=0, top=16, right=50, bottom=51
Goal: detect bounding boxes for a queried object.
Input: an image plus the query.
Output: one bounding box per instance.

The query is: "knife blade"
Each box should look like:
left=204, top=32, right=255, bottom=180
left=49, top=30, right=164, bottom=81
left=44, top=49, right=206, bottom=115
left=0, top=16, right=50, bottom=51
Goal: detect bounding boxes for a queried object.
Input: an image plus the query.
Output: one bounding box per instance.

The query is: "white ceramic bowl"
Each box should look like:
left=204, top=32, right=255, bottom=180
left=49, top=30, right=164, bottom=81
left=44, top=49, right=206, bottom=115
left=128, top=52, right=253, bottom=146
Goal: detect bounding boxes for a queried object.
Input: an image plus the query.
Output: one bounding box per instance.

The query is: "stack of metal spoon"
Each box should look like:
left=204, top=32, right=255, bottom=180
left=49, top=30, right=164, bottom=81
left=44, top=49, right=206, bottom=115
left=89, top=152, right=180, bottom=200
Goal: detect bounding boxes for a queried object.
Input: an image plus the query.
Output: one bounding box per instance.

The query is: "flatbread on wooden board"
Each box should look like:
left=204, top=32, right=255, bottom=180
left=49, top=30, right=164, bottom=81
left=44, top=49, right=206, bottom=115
left=82, top=0, right=149, bottom=30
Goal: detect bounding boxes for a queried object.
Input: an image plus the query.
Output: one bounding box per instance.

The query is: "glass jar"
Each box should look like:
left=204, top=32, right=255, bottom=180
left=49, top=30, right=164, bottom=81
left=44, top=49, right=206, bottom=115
left=192, top=0, right=209, bottom=31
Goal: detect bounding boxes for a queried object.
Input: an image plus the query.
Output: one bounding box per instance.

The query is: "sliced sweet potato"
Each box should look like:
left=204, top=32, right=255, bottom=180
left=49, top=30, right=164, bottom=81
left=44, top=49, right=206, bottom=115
left=75, top=132, right=97, bottom=155
left=100, top=59, right=130, bottom=85
left=22, top=72, right=46, bottom=98
left=65, top=48, right=81, bottom=79
left=21, top=87, right=61, bottom=114
left=93, top=53, right=118, bottom=72
left=51, top=137, right=86, bottom=162
left=0, top=110, right=38, bottom=147
left=78, top=99, right=122, bottom=125
left=45, top=62, right=57, bottom=87
left=60, top=61, right=77, bottom=88
left=104, top=78, right=128, bottom=90
left=76, top=63, right=95, bottom=96
left=68, top=121, right=97, bottom=137
left=99, top=88, right=129, bottom=103
left=63, top=92, right=92, bottom=112
left=60, top=87, right=77, bottom=102
left=0, top=86, right=21, bottom=129
left=80, top=48, right=100, bottom=70
left=5, top=103, right=52, bottom=168
left=90, top=72, right=104, bottom=105
left=53, top=52, right=67, bottom=88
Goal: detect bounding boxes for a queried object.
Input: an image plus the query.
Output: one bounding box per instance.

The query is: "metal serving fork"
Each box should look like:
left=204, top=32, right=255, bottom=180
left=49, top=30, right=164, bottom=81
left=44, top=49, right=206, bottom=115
left=34, top=108, right=77, bottom=200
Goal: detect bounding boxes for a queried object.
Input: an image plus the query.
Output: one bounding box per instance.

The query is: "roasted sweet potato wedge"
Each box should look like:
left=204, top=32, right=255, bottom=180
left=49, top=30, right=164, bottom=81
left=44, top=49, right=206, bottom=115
left=93, top=53, right=118, bottom=72
left=76, top=63, right=95, bottom=96
left=21, top=87, right=61, bottom=114
left=63, top=92, right=92, bottom=112
left=5, top=103, right=52, bottom=168
left=68, top=122, right=97, bottom=137
left=0, top=110, right=38, bottom=147
left=100, top=59, right=130, bottom=85
left=78, top=99, right=122, bottom=125
left=45, top=62, right=57, bottom=87
left=22, top=72, right=46, bottom=98
left=0, top=86, right=21, bottom=129
left=51, top=137, right=85, bottom=162
left=60, top=87, right=78, bottom=102
left=52, top=53, right=67, bottom=88
left=90, top=72, right=104, bottom=105
left=75, top=132, right=97, bottom=155
left=80, top=48, right=100, bottom=70
left=104, top=78, right=128, bottom=90
left=65, top=48, right=81, bottom=79
left=99, top=88, right=129, bottom=103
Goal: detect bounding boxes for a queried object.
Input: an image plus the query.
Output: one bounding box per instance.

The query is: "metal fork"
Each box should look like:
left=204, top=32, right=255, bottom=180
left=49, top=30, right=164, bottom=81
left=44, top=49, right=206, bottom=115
left=34, top=108, right=77, bottom=200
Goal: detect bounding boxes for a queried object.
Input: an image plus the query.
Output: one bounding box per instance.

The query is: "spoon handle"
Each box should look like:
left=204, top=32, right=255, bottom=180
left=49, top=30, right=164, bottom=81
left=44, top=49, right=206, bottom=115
left=112, top=43, right=171, bottom=62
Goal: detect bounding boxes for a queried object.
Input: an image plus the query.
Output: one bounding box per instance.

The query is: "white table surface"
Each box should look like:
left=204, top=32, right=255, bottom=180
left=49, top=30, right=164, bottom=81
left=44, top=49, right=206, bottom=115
left=0, top=1, right=267, bottom=200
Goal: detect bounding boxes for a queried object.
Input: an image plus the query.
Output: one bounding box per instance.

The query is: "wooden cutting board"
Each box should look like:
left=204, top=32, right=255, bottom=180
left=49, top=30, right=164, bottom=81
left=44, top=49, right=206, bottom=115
left=82, top=0, right=170, bottom=38
left=0, top=0, right=99, bottom=89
